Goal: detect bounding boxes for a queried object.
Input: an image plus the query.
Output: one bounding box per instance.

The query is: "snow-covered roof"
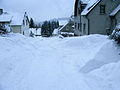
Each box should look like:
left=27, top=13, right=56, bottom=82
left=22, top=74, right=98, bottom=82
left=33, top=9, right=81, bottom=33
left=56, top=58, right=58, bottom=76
left=53, top=29, right=59, bottom=35
left=110, top=4, right=120, bottom=16
left=81, top=0, right=101, bottom=15
left=0, top=13, right=12, bottom=22
left=10, top=13, right=24, bottom=25
left=81, top=0, right=89, bottom=4
left=59, top=22, right=69, bottom=31
left=59, top=20, right=68, bottom=26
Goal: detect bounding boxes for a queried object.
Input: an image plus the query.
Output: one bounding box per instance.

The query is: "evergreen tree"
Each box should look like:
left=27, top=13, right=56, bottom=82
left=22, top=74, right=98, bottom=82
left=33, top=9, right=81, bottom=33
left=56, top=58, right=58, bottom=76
left=29, top=18, right=34, bottom=28
left=41, top=21, right=49, bottom=37
left=48, top=21, right=52, bottom=36
left=41, top=20, right=59, bottom=37
left=57, top=20, right=59, bottom=28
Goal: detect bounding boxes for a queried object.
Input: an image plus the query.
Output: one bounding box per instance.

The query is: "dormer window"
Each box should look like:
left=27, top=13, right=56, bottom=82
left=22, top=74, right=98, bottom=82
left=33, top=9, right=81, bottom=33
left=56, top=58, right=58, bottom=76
left=81, top=4, right=87, bottom=12
left=100, top=5, right=106, bottom=14
left=78, top=4, right=87, bottom=15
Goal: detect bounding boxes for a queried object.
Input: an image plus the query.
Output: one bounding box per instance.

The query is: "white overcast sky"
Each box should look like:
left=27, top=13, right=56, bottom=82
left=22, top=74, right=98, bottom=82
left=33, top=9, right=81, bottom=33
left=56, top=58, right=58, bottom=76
left=0, top=0, right=75, bottom=21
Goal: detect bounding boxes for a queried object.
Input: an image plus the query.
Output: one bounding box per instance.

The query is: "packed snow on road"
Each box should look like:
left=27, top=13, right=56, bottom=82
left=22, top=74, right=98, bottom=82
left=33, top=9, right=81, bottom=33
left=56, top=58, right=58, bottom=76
left=0, top=33, right=120, bottom=90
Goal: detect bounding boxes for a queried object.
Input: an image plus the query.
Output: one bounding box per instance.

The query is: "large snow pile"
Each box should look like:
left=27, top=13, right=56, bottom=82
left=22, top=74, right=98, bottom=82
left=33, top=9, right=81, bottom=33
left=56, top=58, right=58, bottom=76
left=0, top=33, right=120, bottom=90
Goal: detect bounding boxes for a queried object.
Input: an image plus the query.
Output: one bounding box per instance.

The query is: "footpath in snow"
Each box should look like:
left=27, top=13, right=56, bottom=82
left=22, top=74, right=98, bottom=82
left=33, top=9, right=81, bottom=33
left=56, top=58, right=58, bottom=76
left=0, top=33, right=120, bottom=90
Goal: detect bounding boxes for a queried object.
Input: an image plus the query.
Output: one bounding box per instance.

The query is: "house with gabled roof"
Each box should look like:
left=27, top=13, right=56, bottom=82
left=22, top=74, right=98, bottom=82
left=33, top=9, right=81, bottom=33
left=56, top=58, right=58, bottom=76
left=110, top=4, right=120, bottom=30
left=0, top=9, right=12, bottom=25
left=52, top=18, right=74, bottom=36
left=59, top=18, right=74, bottom=35
left=0, top=9, right=30, bottom=36
left=0, top=9, right=12, bottom=33
left=74, top=0, right=120, bottom=36
left=10, top=12, right=30, bottom=36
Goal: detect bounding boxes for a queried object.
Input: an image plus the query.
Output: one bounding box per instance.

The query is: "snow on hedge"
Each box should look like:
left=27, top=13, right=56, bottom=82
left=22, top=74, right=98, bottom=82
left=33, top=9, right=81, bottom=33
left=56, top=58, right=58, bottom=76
left=0, top=33, right=120, bottom=90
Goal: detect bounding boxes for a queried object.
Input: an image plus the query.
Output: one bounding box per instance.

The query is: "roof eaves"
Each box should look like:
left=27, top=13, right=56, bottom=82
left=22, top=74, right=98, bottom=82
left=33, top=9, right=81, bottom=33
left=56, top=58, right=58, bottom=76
left=59, top=22, right=69, bottom=31
left=110, top=4, right=120, bottom=16
left=81, top=0, right=101, bottom=16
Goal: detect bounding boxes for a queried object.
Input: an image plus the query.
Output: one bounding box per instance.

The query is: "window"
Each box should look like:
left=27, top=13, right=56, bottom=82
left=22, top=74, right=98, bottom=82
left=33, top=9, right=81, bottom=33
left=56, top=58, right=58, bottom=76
left=100, top=5, right=106, bottom=14
left=81, top=4, right=87, bottom=12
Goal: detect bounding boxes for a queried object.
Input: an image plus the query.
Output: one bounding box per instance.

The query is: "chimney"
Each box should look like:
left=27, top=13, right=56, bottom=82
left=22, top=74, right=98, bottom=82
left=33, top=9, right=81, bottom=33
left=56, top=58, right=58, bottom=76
left=0, top=9, right=3, bottom=15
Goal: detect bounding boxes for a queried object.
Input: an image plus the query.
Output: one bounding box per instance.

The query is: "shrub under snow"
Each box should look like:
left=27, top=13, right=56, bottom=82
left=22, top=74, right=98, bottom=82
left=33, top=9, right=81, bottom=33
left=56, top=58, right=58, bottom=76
left=110, top=24, right=120, bottom=44
left=0, top=25, right=11, bottom=34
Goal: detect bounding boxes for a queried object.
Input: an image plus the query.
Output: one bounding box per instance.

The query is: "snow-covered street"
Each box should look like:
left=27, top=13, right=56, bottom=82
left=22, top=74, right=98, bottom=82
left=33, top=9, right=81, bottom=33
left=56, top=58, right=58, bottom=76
left=0, top=33, right=120, bottom=90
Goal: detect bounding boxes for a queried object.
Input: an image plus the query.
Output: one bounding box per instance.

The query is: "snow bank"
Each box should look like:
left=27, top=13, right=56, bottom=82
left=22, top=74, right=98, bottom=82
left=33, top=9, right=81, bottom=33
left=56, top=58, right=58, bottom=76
left=62, top=35, right=120, bottom=74
left=85, top=61, right=120, bottom=90
left=80, top=40, right=120, bottom=73
left=0, top=33, right=120, bottom=90
left=61, top=35, right=110, bottom=68
left=0, top=33, right=36, bottom=90
left=62, top=34, right=120, bottom=90
left=65, top=34, right=107, bottom=48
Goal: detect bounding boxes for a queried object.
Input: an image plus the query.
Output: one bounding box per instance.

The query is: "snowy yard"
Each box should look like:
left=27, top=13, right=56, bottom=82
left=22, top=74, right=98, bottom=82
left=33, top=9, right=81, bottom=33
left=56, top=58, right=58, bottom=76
left=0, top=33, right=120, bottom=90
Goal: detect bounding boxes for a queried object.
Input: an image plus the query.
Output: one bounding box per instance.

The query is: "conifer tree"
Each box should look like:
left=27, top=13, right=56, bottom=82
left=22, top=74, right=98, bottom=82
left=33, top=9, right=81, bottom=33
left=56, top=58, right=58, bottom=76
left=29, top=18, right=34, bottom=28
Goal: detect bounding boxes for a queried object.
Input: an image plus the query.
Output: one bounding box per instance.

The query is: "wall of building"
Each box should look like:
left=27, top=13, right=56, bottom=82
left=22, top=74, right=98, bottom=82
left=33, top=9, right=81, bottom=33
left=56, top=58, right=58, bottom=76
left=116, top=11, right=120, bottom=25
left=11, top=25, right=21, bottom=33
left=0, top=22, right=10, bottom=25
left=21, top=12, right=30, bottom=37
left=74, top=0, right=120, bottom=36
left=74, top=0, right=82, bottom=36
left=21, top=24, right=30, bottom=36
left=81, top=16, right=89, bottom=35
left=87, top=0, right=120, bottom=35
left=74, top=16, right=81, bottom=35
